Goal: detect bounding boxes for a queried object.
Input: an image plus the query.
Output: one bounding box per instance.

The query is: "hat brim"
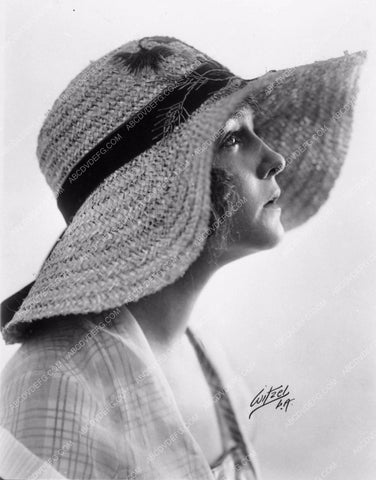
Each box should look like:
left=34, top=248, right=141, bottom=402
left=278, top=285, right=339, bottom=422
left=2, top=51, right=366, bottom=343
left=248, top=51, right=366, bottom=230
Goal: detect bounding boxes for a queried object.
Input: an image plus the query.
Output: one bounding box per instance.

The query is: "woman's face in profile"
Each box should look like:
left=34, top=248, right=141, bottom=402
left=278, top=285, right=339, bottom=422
left=213, top=105, right=286, bottom=259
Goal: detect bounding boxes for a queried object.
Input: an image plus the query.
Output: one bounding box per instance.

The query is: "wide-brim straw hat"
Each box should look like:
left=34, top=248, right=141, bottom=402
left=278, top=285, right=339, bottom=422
left=1, top=36, right=367, bottom=343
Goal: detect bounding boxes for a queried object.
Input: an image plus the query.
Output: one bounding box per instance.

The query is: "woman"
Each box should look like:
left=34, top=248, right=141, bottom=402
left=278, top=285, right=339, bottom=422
left=0, top=36, right=366, bottom=479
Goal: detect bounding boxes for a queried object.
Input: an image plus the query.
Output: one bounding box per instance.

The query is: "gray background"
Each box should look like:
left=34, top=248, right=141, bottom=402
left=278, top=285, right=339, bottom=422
left=1, top=0, right=375, bottom=479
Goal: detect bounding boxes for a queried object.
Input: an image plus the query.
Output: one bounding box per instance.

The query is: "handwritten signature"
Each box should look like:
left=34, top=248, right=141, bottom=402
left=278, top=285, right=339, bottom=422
left=249, top=385, right=294, bottom=419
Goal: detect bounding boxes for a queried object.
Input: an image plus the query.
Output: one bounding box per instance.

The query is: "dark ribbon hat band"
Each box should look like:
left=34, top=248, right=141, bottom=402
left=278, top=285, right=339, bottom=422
left=58, top=60, right=242, bottom=224
left=1, top=60, right=248, bottom=329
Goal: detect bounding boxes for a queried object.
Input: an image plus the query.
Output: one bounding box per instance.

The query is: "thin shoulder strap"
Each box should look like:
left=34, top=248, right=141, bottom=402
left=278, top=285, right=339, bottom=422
left=185, top=327, right=248, bottom=452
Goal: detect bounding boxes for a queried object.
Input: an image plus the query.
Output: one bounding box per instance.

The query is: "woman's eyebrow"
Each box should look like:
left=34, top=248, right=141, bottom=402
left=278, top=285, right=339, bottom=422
left=226, top=107, right=254, bottom=131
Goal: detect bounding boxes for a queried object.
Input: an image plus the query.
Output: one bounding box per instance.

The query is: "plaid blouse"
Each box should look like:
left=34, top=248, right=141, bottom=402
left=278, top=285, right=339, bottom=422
left=0, top=306, right=261, bottom=479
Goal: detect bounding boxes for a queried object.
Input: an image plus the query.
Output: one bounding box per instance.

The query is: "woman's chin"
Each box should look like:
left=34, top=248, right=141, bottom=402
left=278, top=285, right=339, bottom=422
left=264, top=225, right=285, bottom=249
left=212, top=216, right=285, bottom=264
left=229, top=224, right=284, bottom=259
left=249, top=221, right=285, bottom=251
left=259, top=208, right=285, bottom=248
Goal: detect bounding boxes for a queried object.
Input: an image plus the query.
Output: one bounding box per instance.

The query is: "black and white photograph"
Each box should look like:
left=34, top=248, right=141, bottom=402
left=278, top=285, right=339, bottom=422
left=0, top=1, right=375, bottom=479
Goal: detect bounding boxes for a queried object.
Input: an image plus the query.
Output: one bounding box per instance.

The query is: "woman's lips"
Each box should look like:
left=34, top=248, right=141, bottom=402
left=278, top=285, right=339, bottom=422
left=264, top=201, right=281, bottom=210
left=264, top=188, right=281, bottom=209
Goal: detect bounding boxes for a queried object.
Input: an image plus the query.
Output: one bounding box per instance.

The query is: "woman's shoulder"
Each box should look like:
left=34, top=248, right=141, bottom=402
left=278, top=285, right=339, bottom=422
left=0, top=312, right=122, bottom=479
left=0, top=311, right=115, bottom=388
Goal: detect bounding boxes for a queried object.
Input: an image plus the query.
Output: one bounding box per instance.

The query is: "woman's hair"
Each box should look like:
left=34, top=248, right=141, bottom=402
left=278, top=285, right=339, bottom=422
left=206, top=165, right=240, bottom=260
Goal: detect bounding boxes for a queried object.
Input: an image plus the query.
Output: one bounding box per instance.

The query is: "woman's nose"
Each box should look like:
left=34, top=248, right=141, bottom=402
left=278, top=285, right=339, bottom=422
left=256, top=145, right=286, bottom=180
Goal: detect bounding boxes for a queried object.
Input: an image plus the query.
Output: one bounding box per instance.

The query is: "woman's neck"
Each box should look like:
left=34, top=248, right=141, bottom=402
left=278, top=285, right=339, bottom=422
left=126, top=248, right=220, bottom=354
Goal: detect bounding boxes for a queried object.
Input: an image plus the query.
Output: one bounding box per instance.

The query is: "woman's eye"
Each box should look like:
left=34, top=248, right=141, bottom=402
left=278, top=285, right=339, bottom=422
left=220, top=132, right=241, bottom=149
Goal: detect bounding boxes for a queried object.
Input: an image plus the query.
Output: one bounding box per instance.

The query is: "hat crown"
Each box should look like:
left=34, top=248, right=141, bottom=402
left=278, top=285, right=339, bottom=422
left=37, top=36, right=217, bottom=196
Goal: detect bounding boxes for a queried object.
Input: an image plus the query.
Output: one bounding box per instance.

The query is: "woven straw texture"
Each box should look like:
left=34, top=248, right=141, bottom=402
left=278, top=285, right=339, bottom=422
left=3, top=36, right=367, bottom=343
